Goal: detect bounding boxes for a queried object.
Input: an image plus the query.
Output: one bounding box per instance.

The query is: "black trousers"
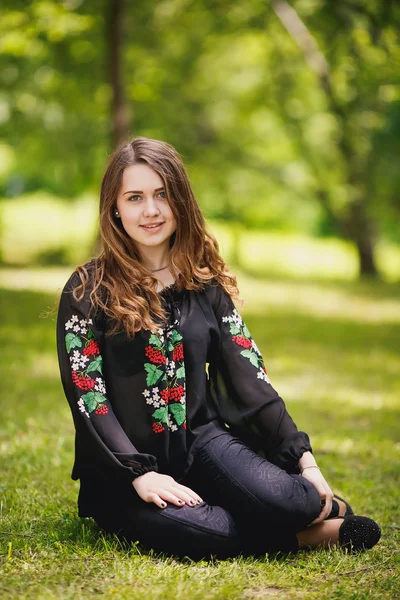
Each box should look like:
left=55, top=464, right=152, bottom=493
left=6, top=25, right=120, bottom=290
left=93, top=432, right=323, bottom=560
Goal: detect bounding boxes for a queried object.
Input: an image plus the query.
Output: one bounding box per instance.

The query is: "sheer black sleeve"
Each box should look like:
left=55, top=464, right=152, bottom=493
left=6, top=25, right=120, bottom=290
left=56, top=273, right=158, bottom=483
left=207, top=282, right=312, bottom=472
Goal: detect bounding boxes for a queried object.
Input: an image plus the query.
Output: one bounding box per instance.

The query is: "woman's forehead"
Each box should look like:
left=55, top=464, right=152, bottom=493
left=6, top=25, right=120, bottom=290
left=121, top=163, right=164, bottom=191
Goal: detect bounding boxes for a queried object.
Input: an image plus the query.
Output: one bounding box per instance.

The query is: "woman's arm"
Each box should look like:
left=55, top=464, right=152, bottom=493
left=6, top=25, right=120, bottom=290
left=207, top=281, right=312, bottom=471
left=57, top=276, right=157, bottom=484
left=298, top=451, right=334, bottom=524
left=208, top=282, right=333, bottom=521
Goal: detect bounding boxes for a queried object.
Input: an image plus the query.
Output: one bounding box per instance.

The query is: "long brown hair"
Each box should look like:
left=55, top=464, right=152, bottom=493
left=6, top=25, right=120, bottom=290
left=72, top=137, right=241, bottom=338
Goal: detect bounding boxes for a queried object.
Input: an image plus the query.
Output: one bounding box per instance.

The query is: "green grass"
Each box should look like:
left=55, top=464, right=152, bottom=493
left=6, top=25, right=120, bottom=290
left=0, top=269, right=399, bottom=599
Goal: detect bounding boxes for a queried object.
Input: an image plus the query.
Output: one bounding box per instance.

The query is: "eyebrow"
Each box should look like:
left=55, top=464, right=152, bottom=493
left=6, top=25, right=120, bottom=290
left=123, top=187, right=165, bottom=195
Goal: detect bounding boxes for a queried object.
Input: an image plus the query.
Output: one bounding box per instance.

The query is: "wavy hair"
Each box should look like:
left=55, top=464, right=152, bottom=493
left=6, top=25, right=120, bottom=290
left=72, top=137, right=241, bottom=339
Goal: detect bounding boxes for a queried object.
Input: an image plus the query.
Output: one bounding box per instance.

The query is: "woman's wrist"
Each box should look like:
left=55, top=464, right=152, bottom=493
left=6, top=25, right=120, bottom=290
left=298, top=451, right=318, bottom=472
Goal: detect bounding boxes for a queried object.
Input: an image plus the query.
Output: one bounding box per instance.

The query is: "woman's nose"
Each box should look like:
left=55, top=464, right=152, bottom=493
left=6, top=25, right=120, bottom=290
left=143, top=197, right=160, bottom=216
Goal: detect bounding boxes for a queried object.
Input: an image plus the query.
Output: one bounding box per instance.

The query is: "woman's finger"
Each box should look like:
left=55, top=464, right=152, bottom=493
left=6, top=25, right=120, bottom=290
left=146, top=492, right=168, bottom=509
left=309, top=486, right=333, bottom=525
left=154, top=489, right=191, bottom=507
left=171, top=482, right=203, bottom=504
left=307, top=483, right=328, bottom=525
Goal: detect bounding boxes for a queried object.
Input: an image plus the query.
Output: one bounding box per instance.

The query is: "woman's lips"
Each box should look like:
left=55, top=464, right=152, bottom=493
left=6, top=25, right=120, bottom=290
left=140, top=222, right=165, bottom=232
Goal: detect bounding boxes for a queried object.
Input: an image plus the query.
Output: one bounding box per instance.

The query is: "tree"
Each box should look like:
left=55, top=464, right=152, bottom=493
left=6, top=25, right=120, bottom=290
left=271, top=0, right=400, bottom=276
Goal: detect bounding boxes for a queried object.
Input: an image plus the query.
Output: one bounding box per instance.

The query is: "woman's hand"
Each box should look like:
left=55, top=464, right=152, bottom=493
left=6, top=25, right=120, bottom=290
left=301, top=467, right=334, bottom=525
left=132, top=471, right=203, bottom=509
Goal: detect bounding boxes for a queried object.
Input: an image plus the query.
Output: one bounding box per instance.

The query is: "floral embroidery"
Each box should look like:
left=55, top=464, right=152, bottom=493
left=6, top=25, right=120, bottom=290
left=142, top=320, right=187, bottom=434
left=64, top=315, right=108, bottom=418
left=222, top=308, right=271, bottom=384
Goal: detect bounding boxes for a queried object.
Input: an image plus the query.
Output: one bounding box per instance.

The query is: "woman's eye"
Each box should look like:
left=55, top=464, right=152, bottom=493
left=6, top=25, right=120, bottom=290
left=158, top=191, right=166, bottom=199
left=128, top=195, right=141, bottom=202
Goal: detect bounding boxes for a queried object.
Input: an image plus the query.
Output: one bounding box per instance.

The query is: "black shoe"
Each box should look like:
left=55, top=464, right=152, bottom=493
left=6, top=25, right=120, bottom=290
left=325, top=495, right=353, bottom=519
left=338, top=515, right=381, bottom=552
left=330, top=494, right=354, bottom=518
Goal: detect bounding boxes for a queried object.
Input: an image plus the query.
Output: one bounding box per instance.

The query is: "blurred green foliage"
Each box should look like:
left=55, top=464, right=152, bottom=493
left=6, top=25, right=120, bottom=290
left=0, top=0, right=399, bottom=277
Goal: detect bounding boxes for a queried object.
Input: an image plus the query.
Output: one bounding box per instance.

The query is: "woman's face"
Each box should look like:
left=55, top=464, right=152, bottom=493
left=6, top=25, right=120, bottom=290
left=116, top=163, right=177, bottom=257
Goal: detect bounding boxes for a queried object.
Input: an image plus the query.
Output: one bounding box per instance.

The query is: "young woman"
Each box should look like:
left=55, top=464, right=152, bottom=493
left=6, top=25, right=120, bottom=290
left=56, top=137, right=381, bottom=560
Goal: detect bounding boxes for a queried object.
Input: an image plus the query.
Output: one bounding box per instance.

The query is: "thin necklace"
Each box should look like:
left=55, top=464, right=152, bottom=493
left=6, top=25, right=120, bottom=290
left=151, top=265, right=168, bottom=272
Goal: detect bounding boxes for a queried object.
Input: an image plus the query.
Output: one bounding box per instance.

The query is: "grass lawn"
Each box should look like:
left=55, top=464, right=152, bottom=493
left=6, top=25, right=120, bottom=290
left=0, top=268, right=399, bottom=599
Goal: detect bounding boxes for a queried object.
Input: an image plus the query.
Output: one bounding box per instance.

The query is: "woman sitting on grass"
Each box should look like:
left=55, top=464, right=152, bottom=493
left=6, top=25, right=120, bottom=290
left=56, top=137, right=381, bottom=559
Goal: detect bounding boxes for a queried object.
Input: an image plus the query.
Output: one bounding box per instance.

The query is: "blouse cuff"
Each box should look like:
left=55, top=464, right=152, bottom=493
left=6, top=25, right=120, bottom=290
left=269, top=432, right=313, bottom=474
left=117, top=453, right=159, bottom=483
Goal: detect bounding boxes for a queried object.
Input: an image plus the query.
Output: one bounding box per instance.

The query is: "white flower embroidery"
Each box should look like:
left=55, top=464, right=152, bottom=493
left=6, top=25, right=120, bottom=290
left=252, top=339, right=261, bottom=356
left=222, top=309, right=243, bottom=327
left=77, top=398, right=89, bottom=418
left=142, top=389, right=150, bottom=398
left=257, top=369, right=270, bottom=383
left=94, top=378, right=106, bottom=394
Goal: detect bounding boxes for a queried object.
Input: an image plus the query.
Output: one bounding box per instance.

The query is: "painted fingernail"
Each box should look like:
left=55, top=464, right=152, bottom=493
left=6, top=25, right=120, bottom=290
left=189, top=500, right=195, bottom=505
left=161, top=502, right=167, bottom=508
left=177, top=499, right=184, bottom=504
left=197, top=499, right=202, bottom=504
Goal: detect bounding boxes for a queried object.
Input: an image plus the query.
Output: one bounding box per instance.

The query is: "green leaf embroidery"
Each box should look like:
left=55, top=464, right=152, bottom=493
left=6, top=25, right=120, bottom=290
left=243, top=324, right=251, bottom=338
left=152, top=406, right=169, bottom=424
left=87, top=329, right=95, bottom=340
left=176, top=365, right=185, bottom=380
left=81, top=391, right=106, bottom=413
left=170, top=330, right=182, bottom=344
left=145, top=363, right=163, bottom=386
left=240, top=349, right=259, bottom=368
left=229, top=323, right=240, bottom=335
left=65, top=333, right=82, bottom=353
left=149, top=333, right=163, bottom=348
left=81, top=391, right=98, bottom=412
left=168, top=341, right=174, bottom=352
left=169, top=403, right=186, bottom=426
left=93, top=391, right=106, bottom=404
left=87, top=356, right=103, bottom=375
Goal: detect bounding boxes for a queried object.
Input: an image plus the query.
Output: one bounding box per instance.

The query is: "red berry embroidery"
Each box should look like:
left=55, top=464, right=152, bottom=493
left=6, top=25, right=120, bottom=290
left=95, top=405, right=108, bottom=415
left=83, top=340, right=100, bottom=356
left=145, top=346, right=166, bottom=364
left=152, top=423, right=165, bottom=433
left=173, top=343, right=184, bottom=361
left=232, top=335, right=252, bottom=349
left=72, top=372, right=96, bottom=390
left=169, top=385, right=185, bottom=402
left=160, top=389, right=170, bottom=403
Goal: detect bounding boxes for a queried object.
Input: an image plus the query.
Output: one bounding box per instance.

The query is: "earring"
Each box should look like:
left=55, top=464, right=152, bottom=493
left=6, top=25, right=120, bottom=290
left=114, top=210, right=120, bottom=217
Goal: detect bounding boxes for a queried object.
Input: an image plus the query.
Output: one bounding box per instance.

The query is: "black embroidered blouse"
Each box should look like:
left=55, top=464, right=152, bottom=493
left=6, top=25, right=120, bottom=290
left=56, top=265, right=312, bottom=517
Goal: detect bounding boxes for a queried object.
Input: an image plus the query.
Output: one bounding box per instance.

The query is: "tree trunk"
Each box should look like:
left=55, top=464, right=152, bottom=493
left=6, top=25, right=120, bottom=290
left=356, top=234, right=378, bottom=276
left=107, top=0, right=130, bottom=149
left=345, top=201, right=378, bottom=277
